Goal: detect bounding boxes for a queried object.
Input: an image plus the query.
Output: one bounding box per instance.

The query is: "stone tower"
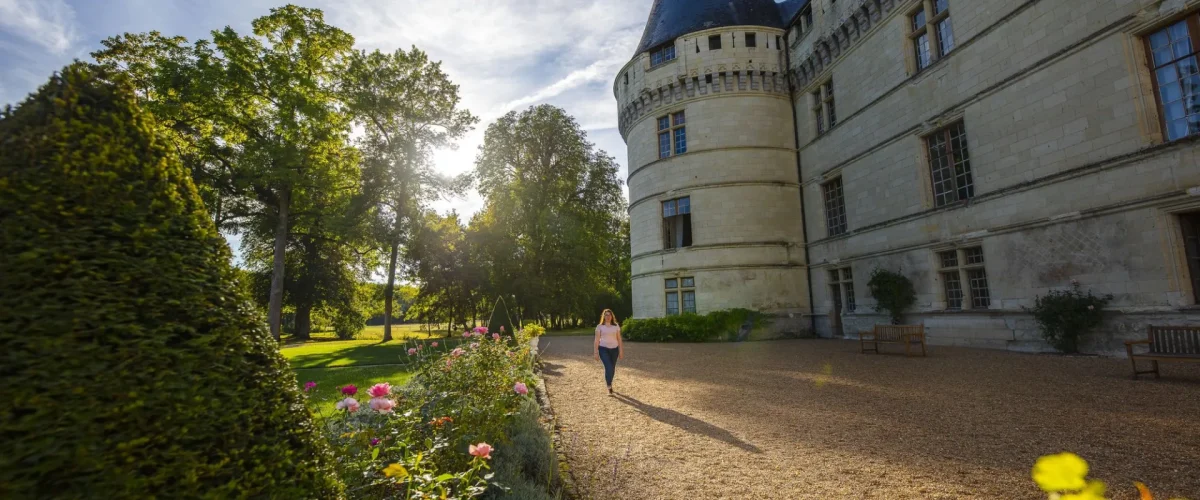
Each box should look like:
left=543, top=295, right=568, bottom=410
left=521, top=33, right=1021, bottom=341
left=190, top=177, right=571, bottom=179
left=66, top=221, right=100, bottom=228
left=615, top=0, right=811, bottom=326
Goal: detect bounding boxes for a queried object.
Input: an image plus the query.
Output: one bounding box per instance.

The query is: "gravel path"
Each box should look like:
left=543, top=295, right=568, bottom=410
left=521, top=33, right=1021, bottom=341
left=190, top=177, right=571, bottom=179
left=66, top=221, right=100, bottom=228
left=539, top=337, right=1200, bottom=500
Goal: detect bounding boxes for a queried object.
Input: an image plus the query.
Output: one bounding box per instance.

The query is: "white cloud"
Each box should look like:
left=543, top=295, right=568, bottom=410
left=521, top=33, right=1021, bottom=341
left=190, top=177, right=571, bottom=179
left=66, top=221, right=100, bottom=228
left=322, top=0, right=649, bottom=215
left=0, top=0, right=77, bottom=54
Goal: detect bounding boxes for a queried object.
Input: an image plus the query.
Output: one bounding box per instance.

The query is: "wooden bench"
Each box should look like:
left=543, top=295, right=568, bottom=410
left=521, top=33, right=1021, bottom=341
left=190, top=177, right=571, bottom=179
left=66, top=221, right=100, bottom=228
left=1125, top=325, right=1200, bottom=379
left=860, top=324, right=927, bottom=357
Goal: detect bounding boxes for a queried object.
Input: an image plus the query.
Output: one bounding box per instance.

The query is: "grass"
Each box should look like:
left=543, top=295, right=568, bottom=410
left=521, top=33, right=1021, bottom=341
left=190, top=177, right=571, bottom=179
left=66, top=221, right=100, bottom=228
left=282, top=337, right=465, bottom=415
left=542, top=327, right=594, bottom=337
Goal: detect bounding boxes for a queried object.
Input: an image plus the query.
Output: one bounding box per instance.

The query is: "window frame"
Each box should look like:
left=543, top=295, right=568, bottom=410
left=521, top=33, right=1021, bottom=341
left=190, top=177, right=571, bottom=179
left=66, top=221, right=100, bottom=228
left=656, top=110, right=687, bottom=159
left=829, top=267, right=856, bottom=313
left=812, top=79, right=836, bottom=135
left=745, top=32, right=757, bottom=48
left=924, top=121, right=974, bottom=207
left=822, top=177, right=848, bottom=237
left=1181, top=212, right=1200, bottom=303
left=650, top=43, right=677, bottom=68
left=908, top=0, right=954, bottom=73
left=662, top=195, right=693, bottom=250
left=1143, top=14, right=1200, bottom=142
left=666, top=276, right=697, bottom=315
left=708, top=34, right=722, bottom=50
left=938, top=246, right=990, bottom=310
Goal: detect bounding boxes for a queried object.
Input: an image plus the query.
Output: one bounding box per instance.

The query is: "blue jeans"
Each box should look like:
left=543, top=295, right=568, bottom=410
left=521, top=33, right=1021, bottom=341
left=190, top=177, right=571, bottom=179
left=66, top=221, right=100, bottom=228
left=598, top=346, right=620, bottom=387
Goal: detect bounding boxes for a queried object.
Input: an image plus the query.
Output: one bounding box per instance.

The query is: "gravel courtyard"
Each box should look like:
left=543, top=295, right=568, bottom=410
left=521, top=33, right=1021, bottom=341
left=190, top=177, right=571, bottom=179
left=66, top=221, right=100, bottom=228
left=539, top=337, right=1200, bottom=500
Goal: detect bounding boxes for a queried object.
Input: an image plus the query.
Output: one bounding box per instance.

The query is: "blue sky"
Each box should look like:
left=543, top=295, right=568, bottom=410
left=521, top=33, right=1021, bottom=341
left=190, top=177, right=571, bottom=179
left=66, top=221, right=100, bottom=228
left=0, top=0, right=650, bottom=219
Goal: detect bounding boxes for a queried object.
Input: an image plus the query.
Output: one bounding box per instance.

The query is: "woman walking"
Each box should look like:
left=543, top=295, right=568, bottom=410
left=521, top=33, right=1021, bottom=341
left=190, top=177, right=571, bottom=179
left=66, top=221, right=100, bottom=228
left=594, top=309, right=624, bottom=395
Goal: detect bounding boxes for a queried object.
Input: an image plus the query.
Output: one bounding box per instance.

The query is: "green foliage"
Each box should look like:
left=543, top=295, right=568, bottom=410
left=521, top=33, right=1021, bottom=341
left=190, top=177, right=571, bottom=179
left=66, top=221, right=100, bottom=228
left=484, top=399, right=560, bottom=500
left=523, top=324, right=546, bottom=338
left=315, top=329, right=555, bottom=498
left=470, top=105, right=629, bottom=331
left=867, top=268, right=917, bottom=324
left=0, top=64, right=341, bottom=497
left=622, top=309, right=765, bottom=342
left=487, top=296, right=516, bottom=338
left=1028, top=283, right=1112, bottom=353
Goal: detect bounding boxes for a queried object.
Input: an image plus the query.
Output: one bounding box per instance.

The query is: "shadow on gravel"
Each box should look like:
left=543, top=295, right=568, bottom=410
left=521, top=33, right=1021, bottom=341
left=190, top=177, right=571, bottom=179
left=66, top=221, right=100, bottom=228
left=611, top=393, right=762, bottom=454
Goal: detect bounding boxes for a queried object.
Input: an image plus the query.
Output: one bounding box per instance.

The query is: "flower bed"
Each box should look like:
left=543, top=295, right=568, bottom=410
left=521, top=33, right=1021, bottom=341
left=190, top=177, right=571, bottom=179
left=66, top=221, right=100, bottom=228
left=309, top=327, right=559, bottom=498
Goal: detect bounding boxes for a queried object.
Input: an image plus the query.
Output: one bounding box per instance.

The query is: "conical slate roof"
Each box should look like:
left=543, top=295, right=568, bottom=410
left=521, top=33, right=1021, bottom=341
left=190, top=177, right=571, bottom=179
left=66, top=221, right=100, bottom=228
left=634, top=0, right=811, bottom=55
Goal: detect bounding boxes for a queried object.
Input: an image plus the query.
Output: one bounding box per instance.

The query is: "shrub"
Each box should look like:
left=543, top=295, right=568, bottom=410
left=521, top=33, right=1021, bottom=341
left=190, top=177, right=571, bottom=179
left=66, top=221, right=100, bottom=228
left=318, top=328, right=558, bottom=498
left=0, top=65, right=341, bottom=497
left=1028, top=282, right=1112, bottom=353
left=867, top=268, right=917, bottom=324
left=523, top=323, right=546, bottom=338
left=622, top=309, right=764, bottom=342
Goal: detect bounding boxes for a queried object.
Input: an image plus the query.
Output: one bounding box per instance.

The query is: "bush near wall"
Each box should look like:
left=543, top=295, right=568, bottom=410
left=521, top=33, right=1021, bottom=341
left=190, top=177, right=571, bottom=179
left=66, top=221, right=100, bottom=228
left=622, top=309, right=766, bottom=342
left=0, top=65, right=341, bottom=497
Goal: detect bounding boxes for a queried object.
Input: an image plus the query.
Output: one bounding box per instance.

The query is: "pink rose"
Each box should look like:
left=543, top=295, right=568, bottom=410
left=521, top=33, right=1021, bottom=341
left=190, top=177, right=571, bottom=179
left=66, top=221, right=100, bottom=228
left=431, top=342, right=438, bottom=348
left=470, top=342, right=480, bottom=349
left=417, top=344, right=423, bottom=350
left=407, top=348, right=417, bottom=356
left=463, top=331, right=472, bottom=338
left=473, top=326, right=488, bottom=335
left=368, top=383, right=391, bottom=398
left=341, top=385, right=357, bottom=396
left=445, top=358, right=454, bottom=368
left=451, top=348, right=465, bottom=357
left=513, top=382, right=528, bottom=395
left=500, top=326, right=505, bottom=332
left=492, top=333, right=501, bottom=341
left=369, top=397, right=397, bottom=413
left=336, top=397, right=360, bottom=412
left=469, top=442, right=493, bottom=460
left=370, top=438, right=381, bottom=447
left=303, top=381, right=316, bottom=392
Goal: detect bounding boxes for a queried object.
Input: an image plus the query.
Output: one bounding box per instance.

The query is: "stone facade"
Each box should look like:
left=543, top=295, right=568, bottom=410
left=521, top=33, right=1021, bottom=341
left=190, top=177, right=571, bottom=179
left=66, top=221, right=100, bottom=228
left=617, top=0, right=1200, bottom=351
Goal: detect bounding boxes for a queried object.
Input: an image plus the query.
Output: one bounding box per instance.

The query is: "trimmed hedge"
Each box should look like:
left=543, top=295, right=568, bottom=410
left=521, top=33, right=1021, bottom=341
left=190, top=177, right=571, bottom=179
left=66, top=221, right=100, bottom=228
left=622, top=309, right=766, bottom=342
left=0, top=65, right=342, bottom=498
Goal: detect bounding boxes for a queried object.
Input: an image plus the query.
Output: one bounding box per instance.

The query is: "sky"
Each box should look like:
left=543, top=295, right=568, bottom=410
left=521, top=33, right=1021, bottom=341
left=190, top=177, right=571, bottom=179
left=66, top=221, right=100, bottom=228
left=0, top=0, right=650, bottom=221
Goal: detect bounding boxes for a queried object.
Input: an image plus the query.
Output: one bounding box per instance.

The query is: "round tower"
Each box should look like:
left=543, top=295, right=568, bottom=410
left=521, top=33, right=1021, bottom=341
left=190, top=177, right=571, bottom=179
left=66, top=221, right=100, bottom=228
left=615, top=0, right=811, bottom=323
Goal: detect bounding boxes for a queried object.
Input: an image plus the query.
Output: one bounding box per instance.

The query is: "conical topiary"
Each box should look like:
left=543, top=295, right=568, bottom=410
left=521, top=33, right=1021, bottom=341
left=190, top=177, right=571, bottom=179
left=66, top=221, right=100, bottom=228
left=487, top=296, right=516, bottom=338
left=0, top=64, right=343, bottom=498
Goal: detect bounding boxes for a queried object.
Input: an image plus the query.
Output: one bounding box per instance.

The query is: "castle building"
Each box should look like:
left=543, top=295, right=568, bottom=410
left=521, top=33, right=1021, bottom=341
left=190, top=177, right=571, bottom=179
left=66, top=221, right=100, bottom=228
left=616, top=0, right=1200, bottom=352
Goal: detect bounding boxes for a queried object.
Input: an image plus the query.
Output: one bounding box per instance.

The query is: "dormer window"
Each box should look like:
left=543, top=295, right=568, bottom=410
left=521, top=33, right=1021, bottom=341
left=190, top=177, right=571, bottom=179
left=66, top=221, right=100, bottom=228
left=650, top=44, right=676, bottom=67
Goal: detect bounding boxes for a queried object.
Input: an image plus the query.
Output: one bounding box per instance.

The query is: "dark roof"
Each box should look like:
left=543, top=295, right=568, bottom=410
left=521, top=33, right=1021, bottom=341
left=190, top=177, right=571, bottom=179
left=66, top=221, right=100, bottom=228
left=634, top=0, right=811, bottom=55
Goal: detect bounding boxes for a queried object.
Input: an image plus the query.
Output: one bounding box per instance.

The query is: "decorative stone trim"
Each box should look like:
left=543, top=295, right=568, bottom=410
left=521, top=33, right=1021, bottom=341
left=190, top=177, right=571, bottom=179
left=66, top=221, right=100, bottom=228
left=790, top=0, right=902, bottom=92
left=617, top=70, right=791, bottom=138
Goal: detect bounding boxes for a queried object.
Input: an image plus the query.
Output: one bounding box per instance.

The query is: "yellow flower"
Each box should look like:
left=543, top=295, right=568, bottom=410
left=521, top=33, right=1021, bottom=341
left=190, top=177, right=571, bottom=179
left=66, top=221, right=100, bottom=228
left=1032, top=452, right=1089, bottom=492
left=1061, top=480, right=1107, bottom=500
left=382, top=463, right=409, bottom=479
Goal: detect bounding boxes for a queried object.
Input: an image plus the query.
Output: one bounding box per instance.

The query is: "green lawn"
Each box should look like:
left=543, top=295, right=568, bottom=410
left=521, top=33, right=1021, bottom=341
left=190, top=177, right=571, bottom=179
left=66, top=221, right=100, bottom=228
left=282, top=338, right=464, bottom=415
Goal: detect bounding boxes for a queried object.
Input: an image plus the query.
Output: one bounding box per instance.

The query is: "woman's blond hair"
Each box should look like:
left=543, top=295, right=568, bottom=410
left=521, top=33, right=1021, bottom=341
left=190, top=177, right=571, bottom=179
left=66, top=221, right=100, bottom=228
left=597, top=309, right=619, bottom=326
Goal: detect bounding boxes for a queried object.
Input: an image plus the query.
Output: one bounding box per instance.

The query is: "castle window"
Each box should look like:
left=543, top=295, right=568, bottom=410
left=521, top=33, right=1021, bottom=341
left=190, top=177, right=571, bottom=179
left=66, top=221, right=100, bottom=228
left=1146, top=16, right=1200, bottom=141
left=1181, top=212, right=1200, bottom=303
left=812, top=79, right=836, bottom=135
left=624, top=72, right=629, bottom=85
left=939, top=247, right=990, bottom=310
left=830, top=267, right=856, bottom=313
left=657, top=111, right=686, bottom=158
left=665, top=276, right=697, bottom=315
left=745, top=33, right=757, bottom=48
left=910, top=0, right=955, bottom=72
left=776, top=35, right=782, bottom=50
left=662, top=196, right=692, bottom=250
left=925, top=121, right=973, bottom=207
left=705, top=74, right=713, bottom=84
left=709, top=34, right=722, bottom=50
left=822, top=177, right=848, bottom=236
left=650, top=43, right=676, bottom=67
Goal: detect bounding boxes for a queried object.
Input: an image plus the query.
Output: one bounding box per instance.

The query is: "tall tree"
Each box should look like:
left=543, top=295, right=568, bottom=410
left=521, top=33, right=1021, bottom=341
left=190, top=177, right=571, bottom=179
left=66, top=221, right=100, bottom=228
left=472, top=105, right=627, bottom=325
left=341, top=48, right=476, bottom=341
left=95, top=6, right=358, bottom=340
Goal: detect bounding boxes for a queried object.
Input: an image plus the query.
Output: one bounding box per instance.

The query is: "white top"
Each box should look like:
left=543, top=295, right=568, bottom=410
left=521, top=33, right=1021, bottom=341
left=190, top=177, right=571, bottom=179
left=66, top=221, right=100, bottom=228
left=596, top=324, right=620, bottom=348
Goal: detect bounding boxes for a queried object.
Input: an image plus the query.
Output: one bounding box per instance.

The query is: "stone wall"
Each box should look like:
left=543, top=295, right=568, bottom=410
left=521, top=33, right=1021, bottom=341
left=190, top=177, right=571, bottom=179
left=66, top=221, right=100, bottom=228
left=789, top=0, right=1200, bottom=351
left=617, top=24, right=811, bottom=323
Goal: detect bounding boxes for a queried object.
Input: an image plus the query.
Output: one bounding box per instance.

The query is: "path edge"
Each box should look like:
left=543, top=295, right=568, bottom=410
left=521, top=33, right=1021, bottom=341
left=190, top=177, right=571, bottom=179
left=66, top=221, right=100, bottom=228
left=531, top=339, right=581, bottom=500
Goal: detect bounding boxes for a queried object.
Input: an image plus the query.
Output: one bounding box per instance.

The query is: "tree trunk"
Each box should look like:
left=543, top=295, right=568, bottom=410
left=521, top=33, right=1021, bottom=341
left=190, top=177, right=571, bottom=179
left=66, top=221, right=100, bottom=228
left=383, top=240, right=399, bottom=342
left=268, top=188, right=289, bottom=341
left=294, top=303, right=312, bottom=340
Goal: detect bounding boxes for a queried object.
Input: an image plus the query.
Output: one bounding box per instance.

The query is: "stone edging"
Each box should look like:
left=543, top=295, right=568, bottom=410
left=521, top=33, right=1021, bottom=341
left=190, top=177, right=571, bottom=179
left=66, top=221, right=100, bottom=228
left=529, top=338, right=580, bottom=500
